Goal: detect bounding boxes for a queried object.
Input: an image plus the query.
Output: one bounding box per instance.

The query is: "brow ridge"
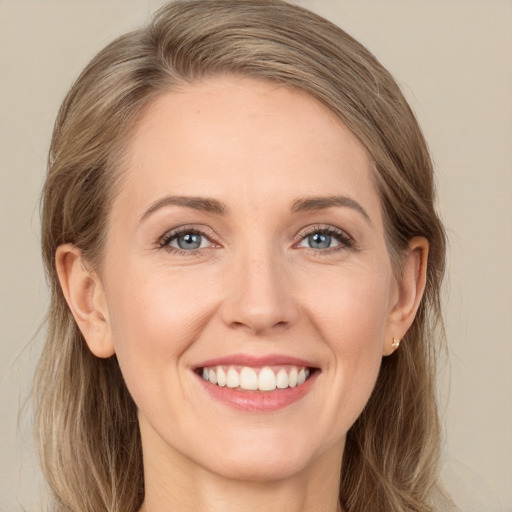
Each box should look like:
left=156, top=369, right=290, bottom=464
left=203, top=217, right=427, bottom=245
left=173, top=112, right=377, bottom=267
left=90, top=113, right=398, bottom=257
left=140, top=194, right=371, bottom=224
left=140, top=195, right=227, bottom=222
left=290, top=196, right=371, bottom=224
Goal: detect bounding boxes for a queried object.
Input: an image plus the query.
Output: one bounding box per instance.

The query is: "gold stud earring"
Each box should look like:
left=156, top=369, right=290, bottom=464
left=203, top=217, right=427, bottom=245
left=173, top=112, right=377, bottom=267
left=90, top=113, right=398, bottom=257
left=391, top=337, right=401, bottom=349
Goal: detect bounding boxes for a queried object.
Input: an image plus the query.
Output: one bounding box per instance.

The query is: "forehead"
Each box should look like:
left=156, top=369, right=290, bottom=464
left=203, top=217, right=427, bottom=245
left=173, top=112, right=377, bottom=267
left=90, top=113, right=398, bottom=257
left=116, top=76, right=381, bottom=223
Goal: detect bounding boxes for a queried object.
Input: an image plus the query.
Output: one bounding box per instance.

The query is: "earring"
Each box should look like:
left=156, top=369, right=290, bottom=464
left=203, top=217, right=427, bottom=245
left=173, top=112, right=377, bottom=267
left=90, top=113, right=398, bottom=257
left=391, top=337, right=401, bottom=349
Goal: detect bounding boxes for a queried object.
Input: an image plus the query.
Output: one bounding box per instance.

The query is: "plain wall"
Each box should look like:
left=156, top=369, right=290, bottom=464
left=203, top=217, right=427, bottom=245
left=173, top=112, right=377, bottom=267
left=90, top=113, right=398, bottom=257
left=0, top=1, right=511, bottom=510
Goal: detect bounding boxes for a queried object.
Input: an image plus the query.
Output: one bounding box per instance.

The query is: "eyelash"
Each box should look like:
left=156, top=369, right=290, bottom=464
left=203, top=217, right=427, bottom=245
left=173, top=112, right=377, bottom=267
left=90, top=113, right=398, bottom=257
left=295, top=225, right=355, bottom=253
left=158, top=224, right=355, bottom=255
left=159, top=226, right=218, bottom=255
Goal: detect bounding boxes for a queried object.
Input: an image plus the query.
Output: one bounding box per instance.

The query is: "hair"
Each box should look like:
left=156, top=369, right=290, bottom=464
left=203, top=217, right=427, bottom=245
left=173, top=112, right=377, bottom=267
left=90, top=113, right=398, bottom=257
left=35, top=1, right=449, bottom=511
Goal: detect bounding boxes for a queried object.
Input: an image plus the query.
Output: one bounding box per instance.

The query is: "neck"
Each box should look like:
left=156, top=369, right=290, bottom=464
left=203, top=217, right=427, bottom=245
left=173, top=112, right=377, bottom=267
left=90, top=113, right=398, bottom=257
left=138, top=421, right=345, bottom=512
left=140, top=471, right=343, bottom=512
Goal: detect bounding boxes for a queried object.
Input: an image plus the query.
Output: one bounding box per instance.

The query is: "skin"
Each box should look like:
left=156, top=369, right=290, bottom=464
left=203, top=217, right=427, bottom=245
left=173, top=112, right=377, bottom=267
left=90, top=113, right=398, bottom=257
left=56, top=76, right=428, bottom=512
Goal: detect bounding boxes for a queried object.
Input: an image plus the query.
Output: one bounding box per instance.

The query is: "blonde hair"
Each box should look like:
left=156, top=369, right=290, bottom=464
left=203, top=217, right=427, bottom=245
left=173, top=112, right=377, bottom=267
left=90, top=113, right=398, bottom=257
left=36, top=1, right=449, bottom=511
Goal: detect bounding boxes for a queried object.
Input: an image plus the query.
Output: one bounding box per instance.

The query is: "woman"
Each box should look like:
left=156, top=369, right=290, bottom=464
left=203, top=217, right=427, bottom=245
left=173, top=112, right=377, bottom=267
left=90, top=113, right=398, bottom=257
left=35, top=1, right=450, bottom=511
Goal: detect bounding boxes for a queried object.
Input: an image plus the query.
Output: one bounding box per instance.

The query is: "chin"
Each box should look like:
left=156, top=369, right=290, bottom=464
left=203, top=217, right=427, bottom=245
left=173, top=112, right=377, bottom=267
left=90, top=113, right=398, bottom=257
left=207, top=453, right=310, bottom=483
left=191, top=428, right=335, bottom=483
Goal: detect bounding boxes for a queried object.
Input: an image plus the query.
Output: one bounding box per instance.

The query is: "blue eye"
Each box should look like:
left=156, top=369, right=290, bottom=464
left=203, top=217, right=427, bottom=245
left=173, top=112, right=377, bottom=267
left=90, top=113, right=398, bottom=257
left=297, top=227, right=352, bottom=251
left=161, top=230, right=211, bottom=252
left=306, top=232, right=337, bottom=249
left=174, top=232, right=204, bottom=250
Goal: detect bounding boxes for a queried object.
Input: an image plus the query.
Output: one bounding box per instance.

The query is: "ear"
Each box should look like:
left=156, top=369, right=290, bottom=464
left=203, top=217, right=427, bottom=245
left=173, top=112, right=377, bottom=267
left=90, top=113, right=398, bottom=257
left=55, top=244, right=115, bottom=358
left=382, top=236, right=429, bottom=356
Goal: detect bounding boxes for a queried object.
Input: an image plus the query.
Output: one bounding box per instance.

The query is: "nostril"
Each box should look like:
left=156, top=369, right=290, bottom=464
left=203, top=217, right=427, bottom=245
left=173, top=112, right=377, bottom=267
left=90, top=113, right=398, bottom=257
left=228, top=318, right=291, bottom=335
left=219, top=264, right=299, bottom=333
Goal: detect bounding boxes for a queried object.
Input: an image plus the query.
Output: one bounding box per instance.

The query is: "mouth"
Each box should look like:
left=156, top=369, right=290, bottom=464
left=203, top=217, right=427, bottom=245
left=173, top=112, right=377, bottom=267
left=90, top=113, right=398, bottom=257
left=192, top=354, right=321, bottom=413
left=192, top=355, right=320, bottom=412
left=195, top=364, right=316, bottom=392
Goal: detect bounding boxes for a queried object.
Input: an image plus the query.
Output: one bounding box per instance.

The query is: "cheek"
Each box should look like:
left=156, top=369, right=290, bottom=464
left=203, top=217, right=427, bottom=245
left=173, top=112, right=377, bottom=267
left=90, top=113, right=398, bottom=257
left=103, top=262, right=219, bottom=401
left=308, top=263, right=392, bottom=352
left=304, top=265, right=392, bottom=426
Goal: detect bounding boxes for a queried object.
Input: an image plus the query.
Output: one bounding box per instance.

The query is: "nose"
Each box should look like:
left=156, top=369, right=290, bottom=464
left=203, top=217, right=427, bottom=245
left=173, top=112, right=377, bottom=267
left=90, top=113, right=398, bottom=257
left=219, top=247, right=299, bottom=335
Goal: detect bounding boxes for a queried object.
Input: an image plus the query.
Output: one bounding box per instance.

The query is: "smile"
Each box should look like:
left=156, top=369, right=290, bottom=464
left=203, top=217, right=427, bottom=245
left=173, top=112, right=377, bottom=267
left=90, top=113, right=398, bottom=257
left=193, top=354, right=319, bottom=412
left=200, top=365, right=312, bottom=391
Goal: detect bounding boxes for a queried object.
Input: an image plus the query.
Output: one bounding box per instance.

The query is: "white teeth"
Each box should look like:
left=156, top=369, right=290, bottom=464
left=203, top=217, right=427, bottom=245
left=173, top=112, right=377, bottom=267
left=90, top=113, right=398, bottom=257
left=258, top=367, right=276, bottom=391
left=276, top=368, right=288, bottom=389
left=208, top=369, right=218, bottom=385
left=226, top=367, right=240, bottom=388
left=201, top=364, right=312, bottom=391
left=239, top=367, right=258, bottom=390
left=288, top=367, right=298, bottom=387
left=217, top=366, right=227, bottom=387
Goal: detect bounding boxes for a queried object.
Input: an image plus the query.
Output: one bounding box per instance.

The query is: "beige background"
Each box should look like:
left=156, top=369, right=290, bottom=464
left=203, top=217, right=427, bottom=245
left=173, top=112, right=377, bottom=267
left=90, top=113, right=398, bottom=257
left=1, top=1, right=511, bottom=510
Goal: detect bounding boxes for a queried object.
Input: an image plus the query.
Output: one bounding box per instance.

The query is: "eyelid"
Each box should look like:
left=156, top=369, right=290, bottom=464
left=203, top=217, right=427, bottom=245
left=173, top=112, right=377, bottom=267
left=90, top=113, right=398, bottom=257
left=158, top=224, right=220, bottom=251
left=294, top=224, right=355, bottom=250
left=157, top=223, right=355, bottom=254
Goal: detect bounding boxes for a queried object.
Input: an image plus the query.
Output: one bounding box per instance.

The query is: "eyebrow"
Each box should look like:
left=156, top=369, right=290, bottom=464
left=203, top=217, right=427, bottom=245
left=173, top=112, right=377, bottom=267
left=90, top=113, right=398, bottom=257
left=140, top=195, right=227, bottom=222
left=290, top=196, right=372, bottom=225
left=140, top=194, right=371, bottom=225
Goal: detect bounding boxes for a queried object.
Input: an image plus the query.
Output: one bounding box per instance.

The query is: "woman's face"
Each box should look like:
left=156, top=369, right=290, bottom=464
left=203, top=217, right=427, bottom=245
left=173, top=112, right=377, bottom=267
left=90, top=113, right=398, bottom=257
left=97, top=76, right=403, bottom=480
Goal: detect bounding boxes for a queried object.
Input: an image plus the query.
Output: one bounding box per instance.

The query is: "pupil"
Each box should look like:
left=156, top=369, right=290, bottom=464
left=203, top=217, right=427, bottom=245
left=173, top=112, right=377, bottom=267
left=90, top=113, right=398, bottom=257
left=309, top=233, right=331, bottom=249
left=178, top=233, right=201, bottom=250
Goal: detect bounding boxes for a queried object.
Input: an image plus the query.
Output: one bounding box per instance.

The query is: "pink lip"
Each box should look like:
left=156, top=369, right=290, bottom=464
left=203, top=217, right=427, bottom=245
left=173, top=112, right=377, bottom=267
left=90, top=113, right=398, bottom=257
left=197, top=374, right=318, bottom=412
left=194, top=353, right=318, bottom=369
left=193, top=353, right=320, bottom=413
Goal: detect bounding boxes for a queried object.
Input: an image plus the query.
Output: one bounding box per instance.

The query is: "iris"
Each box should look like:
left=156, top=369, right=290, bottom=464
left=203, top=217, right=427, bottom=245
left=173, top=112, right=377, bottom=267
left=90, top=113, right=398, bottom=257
left=308, top=232, right=332, bottom=249
left=177, top=233, right=203, bottom=250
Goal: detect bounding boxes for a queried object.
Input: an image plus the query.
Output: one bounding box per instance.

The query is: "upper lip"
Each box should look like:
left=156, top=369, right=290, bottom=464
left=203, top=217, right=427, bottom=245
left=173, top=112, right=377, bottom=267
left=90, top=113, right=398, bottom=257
left=193, top=353, right=319, bottom=369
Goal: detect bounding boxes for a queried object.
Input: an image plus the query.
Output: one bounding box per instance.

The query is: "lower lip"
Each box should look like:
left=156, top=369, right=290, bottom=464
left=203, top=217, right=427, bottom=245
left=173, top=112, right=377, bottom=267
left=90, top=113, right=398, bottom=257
left=196, top=371, right=318, bottom=412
